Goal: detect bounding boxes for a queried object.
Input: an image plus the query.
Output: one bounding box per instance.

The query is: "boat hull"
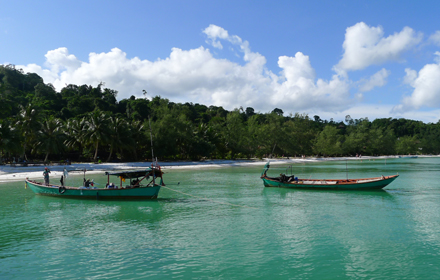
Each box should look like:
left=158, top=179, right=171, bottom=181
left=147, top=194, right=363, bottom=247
left=261, top=175, right=399, bottom=190
left=25, top=180, right=161, bottom=199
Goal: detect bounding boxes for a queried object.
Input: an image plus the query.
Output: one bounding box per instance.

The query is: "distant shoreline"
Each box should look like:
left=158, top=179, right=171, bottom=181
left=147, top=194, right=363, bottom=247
left=0, top=155, right=434, bottom=183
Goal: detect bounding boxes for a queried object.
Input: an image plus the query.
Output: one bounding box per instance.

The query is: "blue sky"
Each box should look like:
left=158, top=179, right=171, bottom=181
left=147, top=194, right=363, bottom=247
left=2, top=0, right=440, bottom=123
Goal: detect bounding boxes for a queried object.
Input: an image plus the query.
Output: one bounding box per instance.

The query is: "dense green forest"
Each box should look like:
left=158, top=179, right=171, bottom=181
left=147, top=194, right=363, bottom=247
left=1, top=64, right=439, bottom=163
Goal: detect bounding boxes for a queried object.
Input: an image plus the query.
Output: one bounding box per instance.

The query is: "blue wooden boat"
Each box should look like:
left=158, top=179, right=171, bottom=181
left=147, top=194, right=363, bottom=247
left=260, top=162, right=398, bottom=190
left=25, top=166, right=165, bottom=200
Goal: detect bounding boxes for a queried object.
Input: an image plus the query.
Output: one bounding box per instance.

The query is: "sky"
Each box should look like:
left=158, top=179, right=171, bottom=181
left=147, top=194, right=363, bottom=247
left=2, top=0, right=440, bottom=123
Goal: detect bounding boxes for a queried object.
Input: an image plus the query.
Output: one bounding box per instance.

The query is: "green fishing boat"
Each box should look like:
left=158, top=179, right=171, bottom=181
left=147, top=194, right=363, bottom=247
left=260, top=162, right=398, bottom=190
left=25, top=165, right=165, bottom=200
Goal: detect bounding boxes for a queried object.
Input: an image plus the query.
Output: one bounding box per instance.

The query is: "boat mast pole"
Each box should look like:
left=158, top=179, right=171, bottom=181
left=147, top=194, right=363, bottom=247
left=148, top=116, right=155, bottom=185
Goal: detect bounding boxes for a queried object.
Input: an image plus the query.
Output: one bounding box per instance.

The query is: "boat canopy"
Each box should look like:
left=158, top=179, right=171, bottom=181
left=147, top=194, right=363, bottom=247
left=105, top=169, right=158, bottom=179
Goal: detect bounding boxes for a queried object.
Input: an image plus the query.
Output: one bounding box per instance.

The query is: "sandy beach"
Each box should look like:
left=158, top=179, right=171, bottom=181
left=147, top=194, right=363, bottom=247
left=0, top=155, right=421, bottom=183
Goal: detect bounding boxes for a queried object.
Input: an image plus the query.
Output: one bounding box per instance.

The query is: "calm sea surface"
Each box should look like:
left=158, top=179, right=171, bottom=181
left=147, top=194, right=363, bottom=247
left=1, top=157, right=440, bottom=279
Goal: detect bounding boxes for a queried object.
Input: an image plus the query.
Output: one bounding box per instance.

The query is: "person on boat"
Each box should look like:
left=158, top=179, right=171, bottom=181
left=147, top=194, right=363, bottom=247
left=279, top=174, right=287, bottom=182
left=60, top=175, right=64, bottom=187
left=132, top=179, right=139, bottom=187
left=84, top=179, right=91, bottom=188
left=43, top=167, right=51, bottom=186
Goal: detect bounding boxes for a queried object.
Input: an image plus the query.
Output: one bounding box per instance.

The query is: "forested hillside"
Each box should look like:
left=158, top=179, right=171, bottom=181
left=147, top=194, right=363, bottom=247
left=1, top=64, right=438, bottom=163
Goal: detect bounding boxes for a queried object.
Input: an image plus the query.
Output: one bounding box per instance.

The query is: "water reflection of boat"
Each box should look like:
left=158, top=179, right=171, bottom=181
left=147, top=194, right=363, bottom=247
left=25, top=196, right=165, bottom=227
left=261, top=162, right=399, bottom=190
left=263, top=186, right=393, bottom=196
left=25, top=166, right=165, bottom=200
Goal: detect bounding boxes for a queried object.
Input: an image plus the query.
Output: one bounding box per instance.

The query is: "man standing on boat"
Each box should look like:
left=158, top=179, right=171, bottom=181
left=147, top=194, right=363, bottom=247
left=43, top=167, right=51, bottom=186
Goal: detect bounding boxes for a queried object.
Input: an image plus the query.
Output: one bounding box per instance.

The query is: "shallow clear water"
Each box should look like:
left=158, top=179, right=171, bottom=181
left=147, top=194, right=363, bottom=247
left=1, top=158, right=440, bottom=279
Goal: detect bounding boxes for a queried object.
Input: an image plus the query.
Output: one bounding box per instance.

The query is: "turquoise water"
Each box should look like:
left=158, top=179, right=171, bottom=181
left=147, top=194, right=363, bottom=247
left=1, top=158, right=440, bottom=279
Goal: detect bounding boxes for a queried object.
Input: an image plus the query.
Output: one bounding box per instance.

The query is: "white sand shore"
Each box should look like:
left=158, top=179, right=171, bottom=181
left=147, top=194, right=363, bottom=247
left=0, top=155, right=430, bottom=183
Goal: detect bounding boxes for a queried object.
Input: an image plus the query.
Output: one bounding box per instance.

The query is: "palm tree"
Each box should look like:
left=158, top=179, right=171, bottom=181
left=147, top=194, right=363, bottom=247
left=223, top=110, right=246, bottom=158
left=64, top=117, right=88, bottom=158
left=84, top=110, right=110, bottom=162
left=15, top=103, right=41, bottom=161
left=0, top=119, right=22, bottom=161
left=106, top=116, right=133, bottom=162
left=130, top=120, right=145, bottom=160
left=34, top=117, right=66, bottom=162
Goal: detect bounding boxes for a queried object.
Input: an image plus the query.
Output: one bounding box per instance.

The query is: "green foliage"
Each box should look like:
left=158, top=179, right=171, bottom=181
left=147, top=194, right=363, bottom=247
left=343, top=119, right=371, bottom=155
left=369, top=127, right=396, bottom=155
left=15, top=103, right=42, bottom=160
left=284, top=113, right=316, bottom=156
left=395, top=135, right=419, bottom=155
left=106, top=116, right=135, bottom=161
left=314, top=125, right=343, bottom=156
left=1, top=64, right=440, bottom=162
left=0, top=119, right=22, bottom=159
left=34, top=116, right=66, bottom=162
left=84, top=110, right=111, bottom=162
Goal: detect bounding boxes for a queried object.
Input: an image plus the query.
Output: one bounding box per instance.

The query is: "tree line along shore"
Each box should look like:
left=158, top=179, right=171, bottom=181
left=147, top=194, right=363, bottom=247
left=0, top=64, right=438, bottom=164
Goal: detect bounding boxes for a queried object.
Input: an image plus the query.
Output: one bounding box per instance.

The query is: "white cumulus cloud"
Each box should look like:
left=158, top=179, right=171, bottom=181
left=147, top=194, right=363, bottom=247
left=335, top=22, right=422, bottom=73
left=45, top=47, right=82, bottom=73
left=403, top=68, right=417, bottom=86
left=17, top=24, right=354, bottom=113
left=273, top=52, right=351, bottom=111
left=317, top=104, right=440, bottom=124
left=203, top=24, right=229, bottom=49
left=394, top=52, right=440, bottom=112
left=429, top=31, right=440, bottom=46
left=358, top=68, right=390, bottom=92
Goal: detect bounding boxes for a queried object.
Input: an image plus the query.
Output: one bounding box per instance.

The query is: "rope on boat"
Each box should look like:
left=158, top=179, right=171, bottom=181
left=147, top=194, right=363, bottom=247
left=161, top=185, right=258, bottom=209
